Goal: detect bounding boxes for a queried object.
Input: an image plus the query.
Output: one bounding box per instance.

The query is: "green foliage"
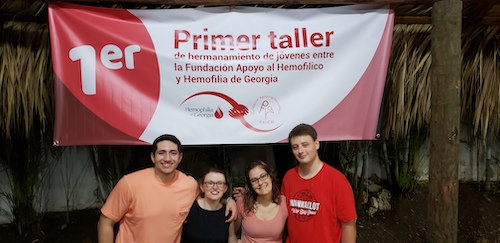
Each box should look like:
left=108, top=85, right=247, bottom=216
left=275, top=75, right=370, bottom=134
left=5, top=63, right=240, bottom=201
left=60, top=148, right=90, bottom=223
left=0, top=126, right=61, bottom=235
left=338, top=141, right=361, bottom=186
left=397, top=173, right=418, bottom=193
left=337, top=141, right=366, bottom=206
left=384, top=124, right=428, bottom=195
left=90, top=145, right=150, bottom=200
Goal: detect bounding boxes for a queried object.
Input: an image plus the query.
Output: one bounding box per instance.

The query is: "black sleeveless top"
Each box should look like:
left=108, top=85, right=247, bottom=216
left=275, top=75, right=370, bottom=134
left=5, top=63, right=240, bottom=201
left=181, top=200, right=230, bottom=243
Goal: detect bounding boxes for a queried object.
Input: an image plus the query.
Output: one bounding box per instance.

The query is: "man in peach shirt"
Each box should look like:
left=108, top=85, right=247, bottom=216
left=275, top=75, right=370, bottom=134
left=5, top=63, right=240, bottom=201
left=97, top=134, right=236, bottom=243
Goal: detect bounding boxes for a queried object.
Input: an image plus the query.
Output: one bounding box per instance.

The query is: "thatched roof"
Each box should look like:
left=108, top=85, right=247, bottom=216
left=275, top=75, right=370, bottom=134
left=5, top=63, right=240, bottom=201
left=1, top=0, right=500, bottom=24
left=1, top=0, right=499, bottom=142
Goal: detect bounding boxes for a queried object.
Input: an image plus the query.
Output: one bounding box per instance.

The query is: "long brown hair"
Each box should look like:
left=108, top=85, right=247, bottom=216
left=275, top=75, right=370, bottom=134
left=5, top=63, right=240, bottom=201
left=243, top=160, right=281, bottom=214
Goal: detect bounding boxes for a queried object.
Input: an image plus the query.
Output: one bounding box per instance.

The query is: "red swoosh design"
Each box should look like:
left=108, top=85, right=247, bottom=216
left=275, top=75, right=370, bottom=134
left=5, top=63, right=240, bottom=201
left=181, top=91, right=281, bottom=132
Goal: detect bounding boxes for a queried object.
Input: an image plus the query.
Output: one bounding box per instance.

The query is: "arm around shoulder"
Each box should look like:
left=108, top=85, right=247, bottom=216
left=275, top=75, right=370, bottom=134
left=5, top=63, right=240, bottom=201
left=225, top=197, right=238, bottom=223
left=340, top=219, right=357, bottom=243
left=97, top=214, right=117, bottom=243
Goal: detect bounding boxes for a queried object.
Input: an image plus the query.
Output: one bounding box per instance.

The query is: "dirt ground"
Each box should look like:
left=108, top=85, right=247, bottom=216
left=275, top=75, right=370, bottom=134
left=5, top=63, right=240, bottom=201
left=0, top=182, right=499, bottom=243
left=357, top=182, right=500, bottom=243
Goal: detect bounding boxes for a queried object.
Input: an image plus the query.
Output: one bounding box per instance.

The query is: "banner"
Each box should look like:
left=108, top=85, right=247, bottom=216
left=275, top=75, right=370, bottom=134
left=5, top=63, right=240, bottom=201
left=49, top=3, right=394, bottom=146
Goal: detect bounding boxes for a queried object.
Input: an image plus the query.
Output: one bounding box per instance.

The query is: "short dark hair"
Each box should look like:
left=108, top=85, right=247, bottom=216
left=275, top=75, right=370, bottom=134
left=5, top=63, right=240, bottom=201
left=288, top=123, right=318, bottom=142
left=151, top=134, right=182, bottom=154
left=201, top=168, right=228, bottom=184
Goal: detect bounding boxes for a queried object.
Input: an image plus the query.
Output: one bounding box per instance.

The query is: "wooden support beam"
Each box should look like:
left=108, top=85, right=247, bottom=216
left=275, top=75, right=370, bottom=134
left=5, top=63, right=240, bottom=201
left=1, top=0, right=497, bottom=25
left=428, top=0, right=461, bottom=242
left=395, top=16, right=500, bottom=25
left=56, top=0, right=497, bottom=5
left=463, top=3, right=495, bottom=26
left=395, top=16, right=432, bottom=24
left=3, top=11, right=498, bottom=25
left=57, top=0, right=431, bottom=4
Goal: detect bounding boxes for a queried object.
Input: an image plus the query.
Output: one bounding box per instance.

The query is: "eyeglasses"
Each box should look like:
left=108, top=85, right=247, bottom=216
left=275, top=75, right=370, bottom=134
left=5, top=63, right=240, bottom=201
left=250, top=173, right=269, bottom=185
left=203, top=181, right=226, bottom=188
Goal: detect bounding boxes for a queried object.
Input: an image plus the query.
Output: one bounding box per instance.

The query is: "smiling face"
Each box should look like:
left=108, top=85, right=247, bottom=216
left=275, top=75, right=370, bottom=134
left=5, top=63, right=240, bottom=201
left=150, top=140, right=182, bottom=182
left=201, top=172, right=228, bottom=201
left=290, top=134, right=320, bottom=166
left=248, top=166, right=272, bottom=197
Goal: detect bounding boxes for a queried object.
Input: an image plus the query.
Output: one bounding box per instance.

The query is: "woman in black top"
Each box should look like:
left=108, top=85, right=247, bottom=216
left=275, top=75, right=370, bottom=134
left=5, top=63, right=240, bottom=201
left=181, top=168, right=237, bottom=243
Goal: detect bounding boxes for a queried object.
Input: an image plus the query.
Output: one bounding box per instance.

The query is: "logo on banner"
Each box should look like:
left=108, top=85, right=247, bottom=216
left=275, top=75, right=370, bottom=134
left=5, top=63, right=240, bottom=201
left=180, top=91, right=282, bottom=132
left=184, top=106, right=217, bottom=119
left=251, top=95, right=282, bottom=126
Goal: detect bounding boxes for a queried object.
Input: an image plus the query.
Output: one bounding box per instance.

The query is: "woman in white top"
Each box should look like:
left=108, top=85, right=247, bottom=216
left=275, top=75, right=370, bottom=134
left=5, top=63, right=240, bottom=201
left=235, top=160, right=288, bottom=243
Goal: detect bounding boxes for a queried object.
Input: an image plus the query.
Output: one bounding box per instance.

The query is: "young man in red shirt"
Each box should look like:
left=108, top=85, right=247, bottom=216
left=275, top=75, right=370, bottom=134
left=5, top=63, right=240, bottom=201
left=281, top=124, right=357, bottom=243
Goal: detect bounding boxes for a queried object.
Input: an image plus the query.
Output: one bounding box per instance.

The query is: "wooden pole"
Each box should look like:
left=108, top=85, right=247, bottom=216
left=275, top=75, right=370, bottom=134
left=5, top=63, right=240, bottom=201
left=429, top=0, right=462, bottom=242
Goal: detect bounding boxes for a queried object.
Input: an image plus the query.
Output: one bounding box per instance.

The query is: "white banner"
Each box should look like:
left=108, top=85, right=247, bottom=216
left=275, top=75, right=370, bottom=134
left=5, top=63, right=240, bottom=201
left=49, top=3, right=394, bottom=145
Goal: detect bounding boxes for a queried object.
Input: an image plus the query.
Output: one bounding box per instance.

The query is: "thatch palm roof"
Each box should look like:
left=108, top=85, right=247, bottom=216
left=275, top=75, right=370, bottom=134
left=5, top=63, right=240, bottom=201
left=1, top=21, right=52, bottom=138
left=1, top=0, right=499, bottom=142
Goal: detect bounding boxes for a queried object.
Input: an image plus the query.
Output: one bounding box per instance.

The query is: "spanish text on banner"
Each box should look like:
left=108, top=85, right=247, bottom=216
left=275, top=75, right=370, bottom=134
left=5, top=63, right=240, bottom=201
left=48, top=3, right=394, bottom=146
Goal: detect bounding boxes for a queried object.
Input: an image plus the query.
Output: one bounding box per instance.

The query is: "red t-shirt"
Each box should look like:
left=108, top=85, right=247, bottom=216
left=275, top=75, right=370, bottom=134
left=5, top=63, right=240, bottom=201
left=281, top=163, right=357, bottom=243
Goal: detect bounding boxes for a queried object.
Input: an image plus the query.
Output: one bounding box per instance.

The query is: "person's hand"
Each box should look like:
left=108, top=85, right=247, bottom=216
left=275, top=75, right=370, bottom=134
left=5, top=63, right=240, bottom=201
left=225, top=198, right=238, bottom=223
left=232, top=187, right=245, bottom=201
